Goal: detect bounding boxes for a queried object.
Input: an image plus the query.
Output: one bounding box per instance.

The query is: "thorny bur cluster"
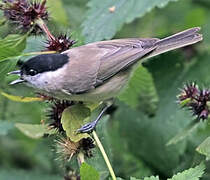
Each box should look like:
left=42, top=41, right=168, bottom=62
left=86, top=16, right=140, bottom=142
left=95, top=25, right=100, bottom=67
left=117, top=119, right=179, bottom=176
left=178, top=82, right=210, bottom=120
left=0, top=0, right=48, bottom=33
left=46, top=34, right=76, bottom=53
left=0, top=0, right=76, bottom=52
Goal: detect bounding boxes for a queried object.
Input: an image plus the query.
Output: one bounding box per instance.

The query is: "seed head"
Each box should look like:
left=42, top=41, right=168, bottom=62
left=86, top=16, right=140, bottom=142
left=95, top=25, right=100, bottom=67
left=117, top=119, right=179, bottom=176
left=178, top=82, right=210, bottom=120
left=46, top=34, right=76, bottom=53
left=56, top=138, right=80, bottom=161
left=178, top=82, right=199, bottom=102
left=79, top=137, right=95, bottom=158
left=0, top=0, right=48, bottom=34
left=55, top=137, right=95, bottom=162
left=46, top=100, right=74, bottom=132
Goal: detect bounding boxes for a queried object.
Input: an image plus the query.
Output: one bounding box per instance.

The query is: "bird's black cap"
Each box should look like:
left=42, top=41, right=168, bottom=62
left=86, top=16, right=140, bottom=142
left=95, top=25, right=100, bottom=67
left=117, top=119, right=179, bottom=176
left=21, top=53, right=69, bottom=76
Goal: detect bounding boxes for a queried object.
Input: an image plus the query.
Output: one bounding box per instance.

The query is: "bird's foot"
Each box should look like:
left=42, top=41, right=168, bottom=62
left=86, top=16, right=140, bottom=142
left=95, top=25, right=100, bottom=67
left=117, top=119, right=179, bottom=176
left=77, top=121, right=97, bottom=134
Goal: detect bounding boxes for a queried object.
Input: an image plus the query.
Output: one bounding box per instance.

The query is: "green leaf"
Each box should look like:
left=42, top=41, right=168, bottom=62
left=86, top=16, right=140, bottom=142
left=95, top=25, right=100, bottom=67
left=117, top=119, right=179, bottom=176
left=24, top=36, right=46, bottom=53
left=0, top=34, right=26, bottom=62
left=130, top=177, right=159, bottom=180
left=84, top=102, right=102, bottom=111
left=62, top=0, right=88, bottom=29
left=118, top=65, right=158, bottom=114
left=0, top=58, right=18, bottom=80
left=130, top=177, right=140, bottom=180
left=0, top=121, right=14, bottom=136
left=80, top=162, right=100, bottom=180
left=196, top=136, right=210, bottom=158
left=144, top=177, right=159, bottom=180
left=61, top=104, right=91, bottom=142
left=166, top=122, right=201, bottom=146
left=15, top=123, right=56, bottom=139
left=168, top=163, right=205, bottom=180
left=82, top=0, right=177, bottom=43
left=47, top=0, right=69, bottom=26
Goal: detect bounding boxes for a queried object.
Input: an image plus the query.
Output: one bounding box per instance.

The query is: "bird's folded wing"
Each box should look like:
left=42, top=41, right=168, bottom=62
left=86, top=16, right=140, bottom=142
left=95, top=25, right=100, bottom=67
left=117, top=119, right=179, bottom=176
left=96, top=38, right=158, bottom=82
left=62, top=38, right=158, bottom=93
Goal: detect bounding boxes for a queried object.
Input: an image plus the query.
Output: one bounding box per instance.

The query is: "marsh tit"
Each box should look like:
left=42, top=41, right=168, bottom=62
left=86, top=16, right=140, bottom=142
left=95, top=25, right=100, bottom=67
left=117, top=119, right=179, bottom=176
left=9, top=27, right=203, bottom=133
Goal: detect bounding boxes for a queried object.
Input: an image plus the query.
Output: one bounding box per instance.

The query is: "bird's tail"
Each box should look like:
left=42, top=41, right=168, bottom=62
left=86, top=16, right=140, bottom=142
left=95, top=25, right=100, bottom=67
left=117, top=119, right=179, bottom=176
left=147, top=27, right=203, bottom=58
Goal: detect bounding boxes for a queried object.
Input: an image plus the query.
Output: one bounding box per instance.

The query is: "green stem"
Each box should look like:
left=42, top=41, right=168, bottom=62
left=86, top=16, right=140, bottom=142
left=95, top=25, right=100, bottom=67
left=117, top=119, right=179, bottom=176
left=92, top=130, right=116, bottom=180
left=77, top=151, right=85, bottom=166
left=22, top=51, right=57, bottom=56
left=36, top=18, right=55, bottom=41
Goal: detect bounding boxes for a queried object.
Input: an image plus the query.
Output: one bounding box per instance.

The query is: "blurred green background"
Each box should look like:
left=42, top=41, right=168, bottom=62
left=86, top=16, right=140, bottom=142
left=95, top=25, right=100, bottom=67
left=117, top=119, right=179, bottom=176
left=0, top=0, right=210, bottom=179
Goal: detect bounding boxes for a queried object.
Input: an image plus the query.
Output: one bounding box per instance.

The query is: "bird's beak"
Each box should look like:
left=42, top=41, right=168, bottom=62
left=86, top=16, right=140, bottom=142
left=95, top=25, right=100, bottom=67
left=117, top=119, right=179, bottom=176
left=9, top=79, right=26, bottom=85
left=8, top=70, right=21, bottom=76
left=8, top=70, right=26, bottom=85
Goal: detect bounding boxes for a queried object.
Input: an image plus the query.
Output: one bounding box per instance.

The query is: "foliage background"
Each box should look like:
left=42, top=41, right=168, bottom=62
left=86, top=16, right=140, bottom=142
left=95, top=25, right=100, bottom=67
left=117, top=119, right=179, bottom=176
left=0, top=0, right=210, bottom=179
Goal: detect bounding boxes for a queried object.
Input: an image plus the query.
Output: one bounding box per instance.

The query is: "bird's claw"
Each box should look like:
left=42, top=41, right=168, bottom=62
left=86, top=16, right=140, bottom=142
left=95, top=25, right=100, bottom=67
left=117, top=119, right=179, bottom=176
left=77, top=121, right=97, bottom=134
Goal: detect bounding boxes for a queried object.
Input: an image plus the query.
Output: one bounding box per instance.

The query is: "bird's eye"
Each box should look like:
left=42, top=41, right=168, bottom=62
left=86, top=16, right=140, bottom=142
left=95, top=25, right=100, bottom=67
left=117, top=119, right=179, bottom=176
left=28, top=69, right=37, bottom=76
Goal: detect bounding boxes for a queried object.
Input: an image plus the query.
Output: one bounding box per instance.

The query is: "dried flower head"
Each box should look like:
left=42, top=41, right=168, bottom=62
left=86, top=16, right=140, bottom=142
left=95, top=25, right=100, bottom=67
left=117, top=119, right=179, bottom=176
left=0, top=0, right=48, bottom=33
left=56, top=138, right=80, bottom=161
left=47, top=100, right=74, bottom=132
left=46, top=34, right=76, bottom=53
left=178, top=82, right=199, bottom=102
left=178, top=82, right=210, bottom=120
left=56, top=137, right=95, bottom=163
left=79, top=137, right=95, bottom=158
left=190, top=89, right=210, bottom=120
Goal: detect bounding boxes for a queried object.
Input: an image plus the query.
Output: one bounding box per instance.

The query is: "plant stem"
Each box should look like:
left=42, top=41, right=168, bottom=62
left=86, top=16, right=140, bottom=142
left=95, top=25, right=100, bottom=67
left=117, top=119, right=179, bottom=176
left=36, top=18, right=55, bottom=41
left=92, top=130, right=116, bottom=180
left=77, top=152, right=85, bottom=166
left=22, top=51, right=57, bottom=56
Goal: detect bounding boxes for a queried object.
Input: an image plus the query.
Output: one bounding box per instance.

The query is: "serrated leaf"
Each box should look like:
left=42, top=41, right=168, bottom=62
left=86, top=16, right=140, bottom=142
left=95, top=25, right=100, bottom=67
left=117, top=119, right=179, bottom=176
left=80, top=162, right=100, bottom=180
left=0, top=34, right=26, bottom=62
left=196, top=136, right=210, bottom=158
left=130, top=177, right=159, bottom=180
left=0, top=91, right=43, bottom=102
left=0, top=121, right=14, bottom=136
left=118, top=65, right=158, bottom=113
left=130, top=177, right=140, bottom=180
left=15, top=123, right=56, bottom=139
left=168, top=163, right=205, bottom=180
left=144, top=177, right=159, bottom=180
left=61, top=104, right=91, bottom=142
left=82, top=0, right=177, bottom=43
left=166, top=122, right=200, bottom=146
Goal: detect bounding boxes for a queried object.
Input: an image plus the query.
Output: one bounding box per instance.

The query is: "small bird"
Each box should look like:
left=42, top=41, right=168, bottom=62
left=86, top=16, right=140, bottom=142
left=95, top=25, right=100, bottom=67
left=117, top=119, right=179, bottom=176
left=9, top=27, right=203, bottom=133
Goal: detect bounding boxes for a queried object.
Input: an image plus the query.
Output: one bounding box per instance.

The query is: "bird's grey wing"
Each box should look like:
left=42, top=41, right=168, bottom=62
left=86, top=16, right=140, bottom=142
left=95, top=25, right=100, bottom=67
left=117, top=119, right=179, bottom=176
left=95, top=38, right=159, bottom=82
left=61, top=45, right=107, bottom=93
left=61, top=38, right=158, bottom=94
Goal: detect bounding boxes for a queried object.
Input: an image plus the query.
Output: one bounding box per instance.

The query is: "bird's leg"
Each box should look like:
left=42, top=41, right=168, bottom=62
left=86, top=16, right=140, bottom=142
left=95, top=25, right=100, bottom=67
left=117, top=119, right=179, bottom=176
left=77, top=101, right=112, bottom=134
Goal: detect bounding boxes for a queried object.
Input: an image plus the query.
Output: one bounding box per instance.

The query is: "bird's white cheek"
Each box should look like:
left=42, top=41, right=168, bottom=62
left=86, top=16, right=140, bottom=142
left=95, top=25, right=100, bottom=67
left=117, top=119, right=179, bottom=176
left=23, top=74, right=49, bottom=91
